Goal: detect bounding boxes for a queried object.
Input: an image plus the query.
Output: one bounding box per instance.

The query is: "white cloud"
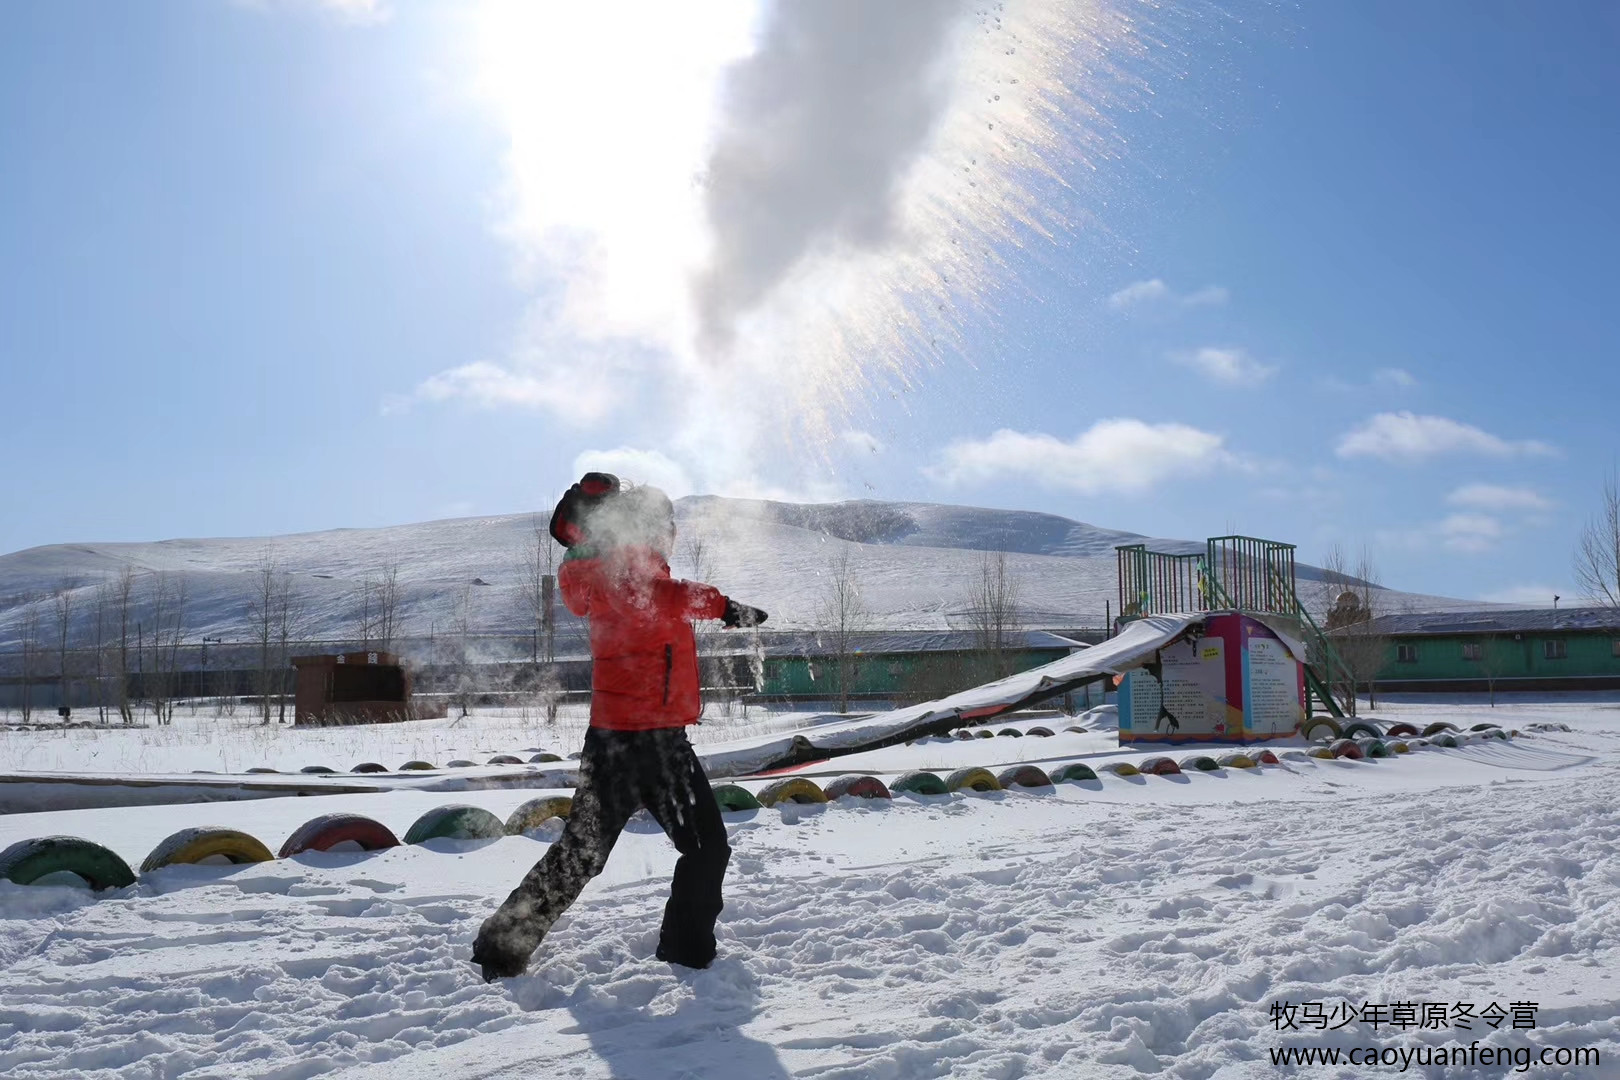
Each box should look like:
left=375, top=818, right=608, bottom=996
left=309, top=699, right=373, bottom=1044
left=1172, top=346, right=1277, bottom=386
left=1438, top=513, right=1503, bottom=553
left=1372, top=367, right=1418, bottom=389
left=1481, top=584, right=1568, bottom=606
left=838, top=430, right=885, bottom=455
left=572, top=448, right=694, bottom=498
left=1336, top=412, right=1556, bottom=462
left=406, top=361, right=616, bottom=422
left=1106, top=279, right=1170, bottom=309
left=1446, top=483, right=1555, bottom=512
left=925, top=419, right=1230, bottom=495
left=1183, top=285, right=1230, bottom=307
left=238, top=0, right=389, bottom=23
left=1379, top=512, right=1509, bottom=554
left=1106, top=279, right=1228, bottom=310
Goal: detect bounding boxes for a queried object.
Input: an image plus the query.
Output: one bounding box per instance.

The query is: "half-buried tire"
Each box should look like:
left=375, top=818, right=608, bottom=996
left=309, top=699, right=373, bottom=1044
left=996, top=728, right=1023, bottom=738
left=1340, top=721, right=1383, bottom=740
left=141, top=828, right=275, bottom=873
left=757, top=777, right=829, bottom=807
left=1178, top=755, right=1219, bottom=773
left=1140, top=756, right=1183, bottom=775
left=944, top=767, right=1001, bottom=793
left=399, top=760, right=437, bottom=772
left=996, top=765, right=1052, bottom=789
left=1217, top=753, right=1257, bottom=769
left=351, top=762, right=388, bottom=774
left=1384, top=722, right=1420, bottom=738
left=890, top=771, right=949, bottom=795
left=1355, top=737, right=1390, bottom=758
left=1328, top=739, right=1365, bottom=760
left=1252, top=749, right=1282, bottom=765
left=1026, top=727, right=1055, bottom=738
left=1101, top=761, right=1141, bottom=777
left=487, top=755, right=524, bottom=765
left=299, top=765, right=336, bottom=775
left=279, top=814, right=401, bottom=858
left=0, top=836, right=137, bottom=890
left=1051, top=762, right=1099, bottom=782
left=403, top=805, right=505, bottom=845
left=529, top=752, right=563, bottom=763
left=504, top=797, right=574, bottom=835
left=1302, top=717, right=1343, bottom=742
left=822, top=775, right=892, bottom=801
left=1422, top=722, right=1459, bottom=737
left=711, top=784, right=763, bottom=812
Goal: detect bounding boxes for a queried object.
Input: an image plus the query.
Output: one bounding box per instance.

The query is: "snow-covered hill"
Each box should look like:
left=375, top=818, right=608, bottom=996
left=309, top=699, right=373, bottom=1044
left=0, top=497, right=1484, bottom=651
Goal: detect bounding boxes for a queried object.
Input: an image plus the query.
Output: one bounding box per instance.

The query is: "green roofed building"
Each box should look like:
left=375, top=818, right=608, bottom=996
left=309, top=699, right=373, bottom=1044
left=1353, top=608, right=1620, bottom=693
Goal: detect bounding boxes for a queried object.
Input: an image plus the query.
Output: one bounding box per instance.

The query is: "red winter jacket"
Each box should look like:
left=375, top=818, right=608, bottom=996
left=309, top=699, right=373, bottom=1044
left=559, top=544, right=728, bottom=730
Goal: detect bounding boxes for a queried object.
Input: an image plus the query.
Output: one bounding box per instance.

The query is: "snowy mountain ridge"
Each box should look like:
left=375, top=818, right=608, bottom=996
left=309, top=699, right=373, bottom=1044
left=0, top=496, right=1480, bottom=650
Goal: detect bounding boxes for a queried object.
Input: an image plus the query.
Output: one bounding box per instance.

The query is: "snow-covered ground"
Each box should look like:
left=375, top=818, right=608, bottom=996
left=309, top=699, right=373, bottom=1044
left=3, top=697, right=1618, bottom=1078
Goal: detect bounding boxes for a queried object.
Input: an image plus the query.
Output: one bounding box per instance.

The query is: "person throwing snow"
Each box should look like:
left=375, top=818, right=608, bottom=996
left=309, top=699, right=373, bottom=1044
left=472, top=473, right=767, bottom=981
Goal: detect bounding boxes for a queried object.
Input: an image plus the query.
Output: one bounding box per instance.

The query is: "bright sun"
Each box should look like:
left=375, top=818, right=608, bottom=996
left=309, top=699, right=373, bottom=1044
left=467, top=0, right=759, bottom=352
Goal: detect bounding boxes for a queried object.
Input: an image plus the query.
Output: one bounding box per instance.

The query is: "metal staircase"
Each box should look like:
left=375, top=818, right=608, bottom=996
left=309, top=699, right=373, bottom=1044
left=1116, top=535, right=1347, bottom=717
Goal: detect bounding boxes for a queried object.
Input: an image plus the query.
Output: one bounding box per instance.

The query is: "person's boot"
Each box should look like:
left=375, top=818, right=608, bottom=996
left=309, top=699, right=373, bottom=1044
left=471, top=906, right=549, bottom=982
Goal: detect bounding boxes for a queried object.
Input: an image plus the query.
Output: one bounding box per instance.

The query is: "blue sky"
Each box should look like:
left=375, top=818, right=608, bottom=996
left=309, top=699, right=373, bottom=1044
left=3, top=0, right=1616, bottom=606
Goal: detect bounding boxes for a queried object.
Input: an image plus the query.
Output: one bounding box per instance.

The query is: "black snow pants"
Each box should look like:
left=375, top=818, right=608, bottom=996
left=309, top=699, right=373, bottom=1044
left=472, top=726, right=731, bottom=979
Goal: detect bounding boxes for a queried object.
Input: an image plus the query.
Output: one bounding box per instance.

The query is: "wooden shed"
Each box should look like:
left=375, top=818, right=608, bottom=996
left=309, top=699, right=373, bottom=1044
left=291, top=651, right=433, bottom=726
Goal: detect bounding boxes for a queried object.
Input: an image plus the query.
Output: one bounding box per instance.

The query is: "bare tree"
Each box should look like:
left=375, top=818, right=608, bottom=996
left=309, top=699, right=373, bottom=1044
left=248, top=550, right=280, bottom=725
left=450, top=582, right=476, bottom=717
left=143, top=572, right=187, bottom=725
left=91, top=581, right=112, bottom=722
left=963, top=549, right=1022, bottom=683
left=19, top=595, right=41, bottom=723
left=374, top=558, right=401, bottom=653
left=515, top=518, right=561, bottom=722
left=114, top=567, right=136, bottom=723
left=1475, top=631, right=1506, bottom=707
left=1575, top=469, right=1620, bottom=607
left=1320, top=545, right=1389, bottom=716
left=677, top=521, right=712, bottom=583
left=52, top=580, right=78, bottom=716
left=274, top=572, right=307, bottom=724
left=355, top=572, right=374, bottom=650
left=817, top=547, right=869, bottom=713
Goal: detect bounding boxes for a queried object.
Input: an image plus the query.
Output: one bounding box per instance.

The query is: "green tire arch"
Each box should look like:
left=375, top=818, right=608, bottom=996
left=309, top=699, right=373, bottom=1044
left=711, top=784, right=764, bottom=811
left=0, top=836, right=137, bottom=891
left=403, top=805, right=505, bottom=844
left=890, top=771, right=950, bottom=795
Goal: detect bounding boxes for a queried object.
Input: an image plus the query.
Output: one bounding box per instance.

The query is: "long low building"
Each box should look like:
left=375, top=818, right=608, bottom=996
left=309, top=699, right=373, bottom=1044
left=1354, top=607, right=1620, bottom=692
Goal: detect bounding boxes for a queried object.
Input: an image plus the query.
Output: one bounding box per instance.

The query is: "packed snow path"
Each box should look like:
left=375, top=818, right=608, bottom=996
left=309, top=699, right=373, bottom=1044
left=3, top=724, right=1619, bottom=1078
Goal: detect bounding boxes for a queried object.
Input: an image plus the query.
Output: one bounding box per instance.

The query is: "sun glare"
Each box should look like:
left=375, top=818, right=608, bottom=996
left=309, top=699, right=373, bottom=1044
left=468, top=0, right=759, bottom=352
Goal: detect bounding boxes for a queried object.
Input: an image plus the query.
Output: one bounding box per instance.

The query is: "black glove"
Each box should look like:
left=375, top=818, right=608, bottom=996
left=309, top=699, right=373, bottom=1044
left=721, top=599, right=768, bottom=629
